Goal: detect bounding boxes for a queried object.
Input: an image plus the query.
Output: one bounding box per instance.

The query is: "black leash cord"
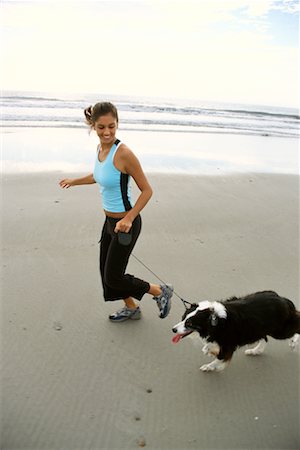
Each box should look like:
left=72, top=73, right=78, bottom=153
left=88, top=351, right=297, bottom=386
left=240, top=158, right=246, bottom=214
left=132, top=253, right=193, bottom=308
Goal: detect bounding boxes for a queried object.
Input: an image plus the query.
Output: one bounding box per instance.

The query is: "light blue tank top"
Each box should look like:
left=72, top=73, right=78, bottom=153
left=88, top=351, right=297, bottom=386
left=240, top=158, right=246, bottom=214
left=93, top=139, right=132, bottom=213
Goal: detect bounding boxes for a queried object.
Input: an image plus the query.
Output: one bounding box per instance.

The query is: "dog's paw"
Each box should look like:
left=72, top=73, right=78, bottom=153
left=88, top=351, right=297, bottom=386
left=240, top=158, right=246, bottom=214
left=289, top=334, right=299, bottom=351
left=245, top=348, right=264, bottom=356
left=200, top=360, right=226, bottom=372
left=200, top=363, right=216, bottom=372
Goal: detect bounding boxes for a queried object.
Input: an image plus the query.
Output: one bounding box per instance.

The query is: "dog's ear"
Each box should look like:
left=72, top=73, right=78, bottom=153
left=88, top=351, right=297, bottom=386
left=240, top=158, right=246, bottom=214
left=190, top=303, right=198, bottom=309
left=182, top=303, right=197, bottom=319
left=184, top=303, right=197, bottom=313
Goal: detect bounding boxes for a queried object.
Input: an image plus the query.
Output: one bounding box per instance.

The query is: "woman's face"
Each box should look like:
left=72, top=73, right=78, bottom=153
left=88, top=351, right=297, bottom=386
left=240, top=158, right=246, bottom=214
left=94, top=113, right=118, bottom=146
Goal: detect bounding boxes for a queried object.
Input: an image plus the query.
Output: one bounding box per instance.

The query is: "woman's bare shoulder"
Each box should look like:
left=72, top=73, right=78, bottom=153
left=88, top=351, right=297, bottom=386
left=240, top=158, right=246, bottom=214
left=117, top=143, right=136, bottom=160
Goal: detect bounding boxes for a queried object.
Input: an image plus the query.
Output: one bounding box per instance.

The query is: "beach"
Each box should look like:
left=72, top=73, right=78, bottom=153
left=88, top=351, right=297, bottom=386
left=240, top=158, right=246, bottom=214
left=2, top=170, right=299, bottom=450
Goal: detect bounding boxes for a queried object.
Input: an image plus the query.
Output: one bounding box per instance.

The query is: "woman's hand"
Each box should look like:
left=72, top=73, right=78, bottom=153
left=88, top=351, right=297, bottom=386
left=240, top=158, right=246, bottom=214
left=114, top=217, right=132, bottom=234
left=59, top=174, right=95, bottom=189
left=59, top=178, right=76, bottom=189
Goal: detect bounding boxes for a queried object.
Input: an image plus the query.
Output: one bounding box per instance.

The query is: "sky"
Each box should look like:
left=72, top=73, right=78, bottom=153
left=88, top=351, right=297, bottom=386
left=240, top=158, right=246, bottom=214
left=1, top=0, right=299, bottom=107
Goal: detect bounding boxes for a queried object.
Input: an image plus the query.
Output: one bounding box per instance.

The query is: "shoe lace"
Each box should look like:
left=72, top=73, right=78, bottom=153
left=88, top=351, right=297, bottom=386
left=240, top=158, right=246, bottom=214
left=114, top=306, right=129, bottom=316
left=116, top=306, right=139, bottom=316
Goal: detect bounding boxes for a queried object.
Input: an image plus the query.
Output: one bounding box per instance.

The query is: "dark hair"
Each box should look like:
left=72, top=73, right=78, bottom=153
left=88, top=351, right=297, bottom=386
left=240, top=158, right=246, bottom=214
left=84, top=102, right=119, bottom=128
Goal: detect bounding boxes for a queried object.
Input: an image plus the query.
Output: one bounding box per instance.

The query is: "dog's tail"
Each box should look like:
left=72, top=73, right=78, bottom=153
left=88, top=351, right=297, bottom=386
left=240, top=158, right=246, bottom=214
left=285, top=304, right=300, bottom=352
left=295, top=310, right=300, bottom=334
left=289, top=333, right=299, bottom=349
left=275, top=299, right=300, bottom=339
left=287, top=298, right=300, bottom=333
left=286, top=302, right=300, bottom=350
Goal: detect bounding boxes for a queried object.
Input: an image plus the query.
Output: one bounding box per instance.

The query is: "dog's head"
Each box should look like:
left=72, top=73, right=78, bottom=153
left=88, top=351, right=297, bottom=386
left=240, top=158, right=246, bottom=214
left=172, top=301, right=227, bottom=343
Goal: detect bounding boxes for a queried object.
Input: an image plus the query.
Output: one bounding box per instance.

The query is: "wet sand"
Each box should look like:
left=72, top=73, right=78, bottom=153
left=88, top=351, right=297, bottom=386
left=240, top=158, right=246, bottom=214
left=2, top=172, right=299, bottom=449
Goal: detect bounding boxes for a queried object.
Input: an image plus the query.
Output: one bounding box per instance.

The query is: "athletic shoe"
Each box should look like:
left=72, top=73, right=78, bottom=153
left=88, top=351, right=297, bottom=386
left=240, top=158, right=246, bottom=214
left=109, top=306, right=141, bottom=322
left=153, top=284, right=173, bottom=318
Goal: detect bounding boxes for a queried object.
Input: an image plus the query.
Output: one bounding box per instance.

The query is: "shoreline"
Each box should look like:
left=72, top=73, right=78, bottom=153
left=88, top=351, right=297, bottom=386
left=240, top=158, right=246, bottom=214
left=2, top=124, right=298, bottom=138
left=1, top=126, right=299, bottom=176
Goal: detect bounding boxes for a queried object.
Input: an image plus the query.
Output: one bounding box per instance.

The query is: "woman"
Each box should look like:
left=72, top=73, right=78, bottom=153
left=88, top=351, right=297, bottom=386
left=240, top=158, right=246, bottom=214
left=59, top=102, right=173, bottom=322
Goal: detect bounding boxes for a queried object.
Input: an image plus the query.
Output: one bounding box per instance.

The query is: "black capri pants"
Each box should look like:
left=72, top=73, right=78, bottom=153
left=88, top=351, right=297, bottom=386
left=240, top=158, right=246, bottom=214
left=99, top=214, right=150, bottom=302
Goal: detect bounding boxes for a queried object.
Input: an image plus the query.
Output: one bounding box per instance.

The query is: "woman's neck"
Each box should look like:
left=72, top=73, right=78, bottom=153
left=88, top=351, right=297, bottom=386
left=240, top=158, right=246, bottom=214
left=100, top=139, right=115, bottom=152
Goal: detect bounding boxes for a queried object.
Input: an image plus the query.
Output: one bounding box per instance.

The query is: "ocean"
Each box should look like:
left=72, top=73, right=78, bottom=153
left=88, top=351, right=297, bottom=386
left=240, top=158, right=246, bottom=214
left=2, top=91, right=299, bottom=137
left=1, top=91, right=299, bottom=174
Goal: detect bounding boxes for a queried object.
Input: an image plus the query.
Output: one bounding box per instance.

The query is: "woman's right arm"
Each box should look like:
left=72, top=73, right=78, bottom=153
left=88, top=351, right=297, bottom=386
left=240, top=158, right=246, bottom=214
left=59, top=173, right=96, bottom=189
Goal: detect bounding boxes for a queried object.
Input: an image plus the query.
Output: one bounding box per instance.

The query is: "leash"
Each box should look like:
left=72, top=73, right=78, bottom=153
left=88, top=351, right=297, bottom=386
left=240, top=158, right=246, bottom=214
left=132, top=253, right=194, bottom=309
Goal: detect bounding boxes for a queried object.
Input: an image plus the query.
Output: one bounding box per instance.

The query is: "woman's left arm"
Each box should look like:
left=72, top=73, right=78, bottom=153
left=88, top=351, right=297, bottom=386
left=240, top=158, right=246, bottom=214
left=114, top=146, right=153, bottom=233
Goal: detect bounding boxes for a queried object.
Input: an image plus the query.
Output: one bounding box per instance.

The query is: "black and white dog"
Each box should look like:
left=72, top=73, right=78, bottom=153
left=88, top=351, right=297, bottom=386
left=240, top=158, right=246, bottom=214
left=172, top=291, right=300, bottom=372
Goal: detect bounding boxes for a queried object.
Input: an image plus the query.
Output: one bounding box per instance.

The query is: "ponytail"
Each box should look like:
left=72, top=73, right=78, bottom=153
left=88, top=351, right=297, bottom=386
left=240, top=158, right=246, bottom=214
left=84, top=105, right=94, bottom=126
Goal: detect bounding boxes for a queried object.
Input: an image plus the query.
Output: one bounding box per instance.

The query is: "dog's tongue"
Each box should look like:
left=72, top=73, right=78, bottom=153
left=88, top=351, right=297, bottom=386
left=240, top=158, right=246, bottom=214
left=172, top=334, right=183, bottom=344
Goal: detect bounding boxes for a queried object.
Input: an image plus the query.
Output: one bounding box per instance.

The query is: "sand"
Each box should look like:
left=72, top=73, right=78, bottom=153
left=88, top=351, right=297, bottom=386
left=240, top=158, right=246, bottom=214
left=1, top=172, right=299, bottom=450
